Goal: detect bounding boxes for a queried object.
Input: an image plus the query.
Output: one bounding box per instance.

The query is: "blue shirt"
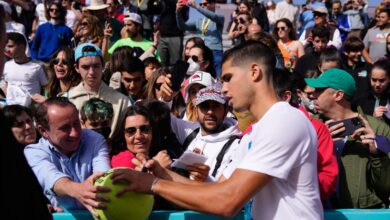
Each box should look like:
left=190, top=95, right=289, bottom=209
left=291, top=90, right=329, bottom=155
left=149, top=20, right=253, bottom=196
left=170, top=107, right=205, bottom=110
left=31, top=22, right=73, bottom=62
left=24, top=129, right=111, bottom=209
left=176, top=7, right=224, bottom=51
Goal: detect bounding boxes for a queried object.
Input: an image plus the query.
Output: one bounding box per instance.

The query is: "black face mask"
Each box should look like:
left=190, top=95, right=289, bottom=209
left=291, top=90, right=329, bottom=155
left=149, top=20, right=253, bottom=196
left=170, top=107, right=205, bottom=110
left=91, top=127, right=111, bottom=139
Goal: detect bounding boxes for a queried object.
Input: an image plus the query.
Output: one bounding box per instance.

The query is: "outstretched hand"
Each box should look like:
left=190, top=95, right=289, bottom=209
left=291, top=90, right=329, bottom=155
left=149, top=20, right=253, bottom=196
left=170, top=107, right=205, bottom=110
left=110, top=168, right=155, bottom=196
left=75, top=172, right=111, bottom=217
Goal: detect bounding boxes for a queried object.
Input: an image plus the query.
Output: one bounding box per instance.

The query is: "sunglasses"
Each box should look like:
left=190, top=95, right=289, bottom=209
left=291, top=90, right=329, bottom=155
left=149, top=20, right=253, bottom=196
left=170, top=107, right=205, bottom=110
left=13, top=118, right=32, bottom=128
left=53, top=58, right=68, bottom=65
left=50, top=8, right=59, bottom=12
left=80, top=22, right=89, bottom=27
left=234, top=17, right=246, bottom=24
left=189, top=55, right=203, bottom=63
left=154, top=83, right=163, bottom=90
left=277, top=26, right=287, bottom=31
left=124, top=125, right=152, bottom=136
left=199, top=2, right=208, bottom=6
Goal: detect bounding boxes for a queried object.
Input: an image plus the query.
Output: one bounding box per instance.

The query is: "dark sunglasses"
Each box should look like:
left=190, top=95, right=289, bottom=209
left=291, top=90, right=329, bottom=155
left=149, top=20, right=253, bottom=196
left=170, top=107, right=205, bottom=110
left=234, top=17, right=246, bottom=24
left=80, top=22, right=89, bottom=27
left=189, top=55, right=203, bottom=63
left=13, top=118, right=32, bottom=128
left=50, top=8, right=59, bottom=12
left=154, top=83, right=163, bottom=90
left=199, top=2, right=208, bottom=6
left=53, top=58, right=68, bottom=65
left=276, top=26, right=287, bottom=31
left=124, top=124, right=152, bottom=136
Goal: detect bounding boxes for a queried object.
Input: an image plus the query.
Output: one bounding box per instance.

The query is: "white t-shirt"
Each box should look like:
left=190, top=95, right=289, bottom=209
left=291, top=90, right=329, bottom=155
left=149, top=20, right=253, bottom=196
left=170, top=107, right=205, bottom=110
left=6, top=21, right=25, bottom=34
left=35, top=3, right=48, bottom=27
left=65, top=9, right=77, bottom=29
left=4, top=59, right=47, bottom=106
left=223, top=102, right=323, bottom=220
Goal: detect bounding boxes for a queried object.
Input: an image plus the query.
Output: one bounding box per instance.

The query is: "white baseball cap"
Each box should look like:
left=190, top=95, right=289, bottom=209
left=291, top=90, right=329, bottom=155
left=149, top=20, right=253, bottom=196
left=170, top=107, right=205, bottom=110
left=124, top=13, right=142, bottom=24
left=185, top=71, right=215, bottom=93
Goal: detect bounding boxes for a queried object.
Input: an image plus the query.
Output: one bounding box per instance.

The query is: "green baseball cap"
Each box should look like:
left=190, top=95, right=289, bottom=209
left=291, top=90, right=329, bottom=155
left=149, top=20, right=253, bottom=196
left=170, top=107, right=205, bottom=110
left=304, top=68, right=357, bottom=97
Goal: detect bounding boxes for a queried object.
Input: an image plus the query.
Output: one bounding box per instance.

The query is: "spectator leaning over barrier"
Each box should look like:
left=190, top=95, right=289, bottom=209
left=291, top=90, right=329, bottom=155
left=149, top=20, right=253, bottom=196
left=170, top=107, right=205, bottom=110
left=24, top=97, right=111, bottom=216
left=107, top=41, right=324, bottom=220
left=306, top=68, right=390, bottom=208
left=65, top=43, right=130, bottom=136
left=168, top=84, right=242, bottom=182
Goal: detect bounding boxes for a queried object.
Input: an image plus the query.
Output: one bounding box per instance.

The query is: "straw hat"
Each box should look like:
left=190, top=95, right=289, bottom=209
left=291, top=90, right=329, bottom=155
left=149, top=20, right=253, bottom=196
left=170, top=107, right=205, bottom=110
left=86, top=0, right=109, bottom=10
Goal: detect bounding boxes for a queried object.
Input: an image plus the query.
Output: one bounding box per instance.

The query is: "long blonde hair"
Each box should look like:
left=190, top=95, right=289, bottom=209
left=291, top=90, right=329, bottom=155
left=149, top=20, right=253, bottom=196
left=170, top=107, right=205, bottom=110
left=74, top=14, right=104, bottom=48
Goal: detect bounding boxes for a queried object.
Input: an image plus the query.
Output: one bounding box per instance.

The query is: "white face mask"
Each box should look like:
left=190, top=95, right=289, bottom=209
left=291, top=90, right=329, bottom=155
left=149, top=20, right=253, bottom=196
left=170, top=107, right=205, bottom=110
left=301, top=97, right=317, bottom=114
left=186, top=58, right=201, bottom=76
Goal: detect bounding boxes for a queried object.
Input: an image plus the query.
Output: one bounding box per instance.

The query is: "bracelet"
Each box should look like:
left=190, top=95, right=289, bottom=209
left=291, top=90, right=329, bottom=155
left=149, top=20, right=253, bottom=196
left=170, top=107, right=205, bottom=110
left=150, top=178, right=160, bottom=193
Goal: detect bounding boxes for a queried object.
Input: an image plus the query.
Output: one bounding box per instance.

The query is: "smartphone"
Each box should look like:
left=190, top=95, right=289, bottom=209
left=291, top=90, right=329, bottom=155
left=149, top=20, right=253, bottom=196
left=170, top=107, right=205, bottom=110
left=171, top=60, right=189, bottom=91
left=328, top=117, right=364, bottom=137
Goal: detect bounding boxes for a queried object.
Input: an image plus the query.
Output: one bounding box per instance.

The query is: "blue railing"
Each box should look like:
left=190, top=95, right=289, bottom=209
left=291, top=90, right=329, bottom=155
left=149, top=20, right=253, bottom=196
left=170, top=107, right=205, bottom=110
left=53, top=209, right=390, bottom=220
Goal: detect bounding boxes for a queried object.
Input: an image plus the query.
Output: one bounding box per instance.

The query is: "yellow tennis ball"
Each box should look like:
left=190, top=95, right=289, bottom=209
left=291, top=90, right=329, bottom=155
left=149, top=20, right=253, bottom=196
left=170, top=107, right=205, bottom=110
left=94, top=168, right=154, bottom=220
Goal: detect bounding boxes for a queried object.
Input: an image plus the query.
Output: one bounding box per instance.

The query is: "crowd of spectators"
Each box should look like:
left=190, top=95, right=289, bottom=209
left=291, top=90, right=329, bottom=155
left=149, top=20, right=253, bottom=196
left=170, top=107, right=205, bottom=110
left=0, top=0, right=389, bottom=219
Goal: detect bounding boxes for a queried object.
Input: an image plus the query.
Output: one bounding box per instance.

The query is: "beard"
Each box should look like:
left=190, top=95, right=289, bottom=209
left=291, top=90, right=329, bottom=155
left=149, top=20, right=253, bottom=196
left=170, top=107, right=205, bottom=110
left=199, top=117, right=223, bottom=134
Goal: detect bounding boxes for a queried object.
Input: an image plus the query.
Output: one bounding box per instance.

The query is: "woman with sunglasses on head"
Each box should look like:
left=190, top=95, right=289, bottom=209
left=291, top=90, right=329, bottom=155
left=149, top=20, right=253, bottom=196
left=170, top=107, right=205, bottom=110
left=272, top=18, right=304, bottom=70
left=109, top=105, right=172, bottom=169
left=3, top=105, right=37, bottom=148
left=32, top=46, right=81, bottom=103
left=72, top=14, right=104, bottom=49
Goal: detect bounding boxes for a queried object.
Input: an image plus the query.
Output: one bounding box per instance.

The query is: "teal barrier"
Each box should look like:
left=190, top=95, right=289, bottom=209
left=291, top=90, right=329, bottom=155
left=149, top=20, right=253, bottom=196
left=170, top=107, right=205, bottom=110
left=53, top=209, right=390, bottom=220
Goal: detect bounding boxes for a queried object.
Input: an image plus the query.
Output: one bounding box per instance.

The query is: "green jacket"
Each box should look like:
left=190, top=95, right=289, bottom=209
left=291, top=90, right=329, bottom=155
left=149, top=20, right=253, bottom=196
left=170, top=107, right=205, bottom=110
left=338, top=111, right=390, bottom=208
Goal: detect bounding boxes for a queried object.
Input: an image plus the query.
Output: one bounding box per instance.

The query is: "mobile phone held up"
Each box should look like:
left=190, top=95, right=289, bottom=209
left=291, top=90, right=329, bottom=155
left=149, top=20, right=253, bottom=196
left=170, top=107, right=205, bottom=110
left=171, top=60, right=189, bottom=92
left=328, top=117, right=364, bottom=138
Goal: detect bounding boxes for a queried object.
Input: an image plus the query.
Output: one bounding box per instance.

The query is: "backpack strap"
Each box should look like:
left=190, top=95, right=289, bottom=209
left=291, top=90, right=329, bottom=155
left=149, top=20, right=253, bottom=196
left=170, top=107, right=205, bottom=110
left=211, top=136, right=240, bottom=177
left=182, top=127, right=200, bottom=150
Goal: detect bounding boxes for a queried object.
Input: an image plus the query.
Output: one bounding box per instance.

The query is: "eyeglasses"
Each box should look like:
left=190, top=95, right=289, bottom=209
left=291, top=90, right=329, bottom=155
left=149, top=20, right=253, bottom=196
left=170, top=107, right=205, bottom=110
left=124, top=124, right=152, bottom=136
left=189, top=55, right=203, bottom=63
left=277, top=26, right=287, bottom=31
left=80, top=22, right=89, bottom=27
left=53, top=58, right=68, bottom=65
left=13, top=118, right=33, bottom=128
left=154, top=83, right=163, bottom=90
left=199, top=2, right=208, bottom=6
left=50, top=8, right=59, bottom=12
